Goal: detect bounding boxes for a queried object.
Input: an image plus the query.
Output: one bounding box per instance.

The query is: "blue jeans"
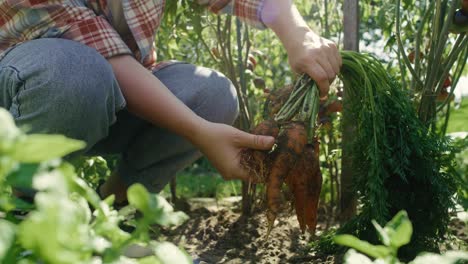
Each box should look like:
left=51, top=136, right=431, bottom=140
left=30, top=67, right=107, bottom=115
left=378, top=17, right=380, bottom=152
left=0, top=38, right=239, bottom=192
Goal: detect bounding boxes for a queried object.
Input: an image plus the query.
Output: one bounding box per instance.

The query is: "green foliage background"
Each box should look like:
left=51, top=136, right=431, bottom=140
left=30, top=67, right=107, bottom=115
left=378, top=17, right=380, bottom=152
left=155, top=0, right=468, bottom=258
left=1, top=0, right=466, bottom=262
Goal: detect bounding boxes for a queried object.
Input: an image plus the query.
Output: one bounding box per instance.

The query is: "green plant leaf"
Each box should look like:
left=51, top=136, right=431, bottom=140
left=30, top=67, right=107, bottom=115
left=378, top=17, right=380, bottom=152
left=5, top=163, right=39, bottom=189
left=11, top=197, right=35, bottom=211
left=151, top=196, right=188, bottom=227
left=334, top=235, right=392, bottom=259
left=9, top=134, right=85, bottom=163
left=372, top=220, right=390, bottom=247
left=127, top=183, right=152, bottom=215
left=0, top=108, right=20, bottom=145
left=128, top=185, right=188, bottom=227
left=0, top=220, right=16, bottom=261
left=138, top=256, right=162, bottom=264
left=154, top=210, right=188, bottom=227
left=410, top=251, right=468, bottom=264
left=152, top=242, right=192, bottom=264
left=68, top=170, right=102, bottom=208
left=18, top=191, right=94, bottom=264
left=343, top=249, right=374, bottom=264
left=0, top=197, right=15, bottom=212
left=0, top=107, right=21, bottom=153
left=384, top=210, right=413, bottom=248
left=32, top=167, right=68, bottom=194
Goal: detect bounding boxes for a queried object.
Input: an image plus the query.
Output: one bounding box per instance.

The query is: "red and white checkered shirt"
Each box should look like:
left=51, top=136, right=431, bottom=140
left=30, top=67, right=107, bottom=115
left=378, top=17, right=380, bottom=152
left=0, top=0, right=266, bottom=70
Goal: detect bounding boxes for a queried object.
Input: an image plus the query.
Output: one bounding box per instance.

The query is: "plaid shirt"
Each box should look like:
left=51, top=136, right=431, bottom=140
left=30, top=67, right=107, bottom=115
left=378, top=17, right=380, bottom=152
left=0, top=0, right=266, bottom=69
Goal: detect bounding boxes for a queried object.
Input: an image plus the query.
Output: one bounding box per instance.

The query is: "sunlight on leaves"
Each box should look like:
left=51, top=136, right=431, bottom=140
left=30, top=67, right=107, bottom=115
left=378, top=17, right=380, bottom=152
left=10, top=135, right=85, bottom=163
left=334, top=234, right=391, bottom=259
left=384, top=211, right=412, bottom=249
left=0, top=220, right=15, bottom=261
left=152, top=242, right=192, bottom=264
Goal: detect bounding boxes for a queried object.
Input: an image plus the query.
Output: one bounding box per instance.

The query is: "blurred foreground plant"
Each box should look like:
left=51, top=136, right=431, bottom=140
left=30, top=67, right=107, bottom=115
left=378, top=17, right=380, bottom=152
left=0, top=108, right=191, bottom=264
left=334, top=210, right=468, bottom=264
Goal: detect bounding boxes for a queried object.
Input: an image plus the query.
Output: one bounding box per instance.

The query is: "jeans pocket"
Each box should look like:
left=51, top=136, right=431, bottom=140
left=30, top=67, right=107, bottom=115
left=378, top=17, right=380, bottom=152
left=0, top=66, right=25, bottom=118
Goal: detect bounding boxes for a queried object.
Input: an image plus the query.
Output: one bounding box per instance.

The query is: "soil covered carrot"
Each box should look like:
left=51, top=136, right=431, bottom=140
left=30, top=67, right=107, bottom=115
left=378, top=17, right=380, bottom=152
left=303, top=142, right=322, bottom=234
left=285, top=140, right=322, bottom=234
left=239, top=74, right=321, bottom=235
left=266, top=121, right=308, bottom=229
left=263, top=85, right=293, bottom=119
left=285, top=154, right=307, bottom=232
left=250, top=119, right=280, bottom=137
left=240, top=119, right=279, bottom=182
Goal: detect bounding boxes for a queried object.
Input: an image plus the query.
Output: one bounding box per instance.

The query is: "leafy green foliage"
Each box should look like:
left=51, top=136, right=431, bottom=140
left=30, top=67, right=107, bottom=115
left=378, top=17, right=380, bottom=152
left=444, top=102, right=468, bottom=133
left=128, top=184, right=188, bottom=228
left=335, top=210, right=468, bottom=264
left=338, top=52, right=459, bottom=257
left=373, top=211, right=412, bottom=249
left=158, top=0, right=207, bottom=63
left=72, top=156, right=114, bottom=189
left=160, top=170, right=241, bottom=199
left=451, top=136, right=468, bottom=210
left=0, top=108, right=191, bottom=264
left=9, top=135, right=85, bottom=163
left=335, top=234, right=392, bottom=259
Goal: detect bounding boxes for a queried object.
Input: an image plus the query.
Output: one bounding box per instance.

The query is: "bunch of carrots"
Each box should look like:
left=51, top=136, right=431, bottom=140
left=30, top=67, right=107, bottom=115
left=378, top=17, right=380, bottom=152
left=240, top=75, right=322, bottom=235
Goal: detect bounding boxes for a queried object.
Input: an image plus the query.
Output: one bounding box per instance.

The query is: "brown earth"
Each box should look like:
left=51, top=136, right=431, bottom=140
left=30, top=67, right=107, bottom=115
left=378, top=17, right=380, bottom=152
left=160, top=198, right=467, bottom=264
left=161, top=197, right=339, bottom=264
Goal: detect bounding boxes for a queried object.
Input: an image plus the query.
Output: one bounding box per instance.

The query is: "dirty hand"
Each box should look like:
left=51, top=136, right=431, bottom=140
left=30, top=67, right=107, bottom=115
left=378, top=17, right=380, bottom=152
left=285, top=30, right=342, bottom=100
left=194, top=121, right=275, bottom=181
left=262, top=1, right=342, bottom=100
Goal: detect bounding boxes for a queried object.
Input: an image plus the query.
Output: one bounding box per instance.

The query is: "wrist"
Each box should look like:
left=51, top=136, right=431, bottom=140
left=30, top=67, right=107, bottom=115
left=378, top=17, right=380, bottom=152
left=184, top=117, right=211, bottom=147
left=261, top=2, right=313, bottom=52
left=282, top=28, right=318, bottom=55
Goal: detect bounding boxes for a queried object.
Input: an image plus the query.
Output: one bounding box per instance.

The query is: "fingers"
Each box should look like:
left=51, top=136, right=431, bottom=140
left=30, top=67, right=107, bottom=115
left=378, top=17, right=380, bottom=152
left=328, top=42, right=342, bottom=72
left=295, top=41, right=341, bottom=99
left=234, top=129, right=275, bottom=150
left=305, top=63, right=330, bottom=99
left=319, top=60, right=337, bottom=81
left=334, top=48, right=343, bottom=69
left=291, top=36, right=341, bottom=100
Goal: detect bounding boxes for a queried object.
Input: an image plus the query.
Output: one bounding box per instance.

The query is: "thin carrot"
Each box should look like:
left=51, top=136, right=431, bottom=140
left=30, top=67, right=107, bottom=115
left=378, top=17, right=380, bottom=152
left=285, top=139, right=322, bottom=234
left=266, top=121, right=308, bottom=232
left=303, top=142, right=322, bottom=234
left=285, top=155, right=307, bottom=232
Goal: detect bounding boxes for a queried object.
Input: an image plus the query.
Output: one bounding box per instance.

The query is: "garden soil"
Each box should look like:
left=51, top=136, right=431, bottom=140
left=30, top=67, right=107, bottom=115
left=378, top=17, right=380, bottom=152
left=161, top=197, right=467, bottom=264
left=161, top=197, right=338, bottom=264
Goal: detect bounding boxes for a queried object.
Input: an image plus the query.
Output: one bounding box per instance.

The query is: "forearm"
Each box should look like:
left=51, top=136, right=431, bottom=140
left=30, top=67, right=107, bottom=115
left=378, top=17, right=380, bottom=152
left=108, top=55, right=274, bottom=181
left=261, top=1, right=312, bottom=51
left=261, top=0, right=341, bottom=97
left=108, top=55, right=206, bottom=144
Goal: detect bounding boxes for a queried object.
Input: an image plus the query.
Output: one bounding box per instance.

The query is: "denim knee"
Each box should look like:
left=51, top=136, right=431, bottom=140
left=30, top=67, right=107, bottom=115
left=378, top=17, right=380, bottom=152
left=200, top=69, right=239, bottom=125
left=0, top=39, right=125, bottom=150
left=154, top=64, right=239, bottom=125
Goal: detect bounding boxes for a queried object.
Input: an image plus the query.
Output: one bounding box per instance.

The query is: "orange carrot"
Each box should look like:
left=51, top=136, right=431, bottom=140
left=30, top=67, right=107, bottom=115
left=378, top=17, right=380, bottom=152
left=285, top=155, right=307, bottom=232
left=285, top=140, right=321, bottom=234
left=250, top=119, right=280, bottom=137
left=240, top=119, right=279, bottom=182
left=266, top=122, right=308, bottom=229
left=303, top=142, right=322, bottom=234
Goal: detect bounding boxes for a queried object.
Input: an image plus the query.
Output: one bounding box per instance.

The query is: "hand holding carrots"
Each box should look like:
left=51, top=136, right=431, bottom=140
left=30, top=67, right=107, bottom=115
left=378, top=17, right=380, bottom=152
left=240, top=76, right=323, bottom=235
left=193, top=121, right=275, bottom=181
left=285, top=30, right=342, bottom=99
left=261, top=1, right=341, bottom=99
